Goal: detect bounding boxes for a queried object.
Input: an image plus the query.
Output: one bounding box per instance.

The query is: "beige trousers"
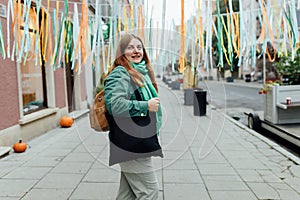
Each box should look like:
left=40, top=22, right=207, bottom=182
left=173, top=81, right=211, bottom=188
left=116, top=157, right=159, bottom=200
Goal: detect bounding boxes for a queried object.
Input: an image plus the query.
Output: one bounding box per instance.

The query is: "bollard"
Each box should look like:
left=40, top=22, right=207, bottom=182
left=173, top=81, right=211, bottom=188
left=184, top=88, right=194, bottom=105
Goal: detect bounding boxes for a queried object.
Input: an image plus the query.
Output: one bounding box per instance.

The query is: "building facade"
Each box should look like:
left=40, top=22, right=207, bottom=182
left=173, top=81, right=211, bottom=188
left=0, top=0, right=89, bottom=147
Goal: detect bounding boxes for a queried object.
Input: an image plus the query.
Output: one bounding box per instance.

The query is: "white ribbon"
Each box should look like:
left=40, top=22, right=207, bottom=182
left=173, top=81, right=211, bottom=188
left=71, top=3, right=79, bottom=70
left=6, top=0, right=14, bottom=58
left=34, top=0, right=42, bottom=66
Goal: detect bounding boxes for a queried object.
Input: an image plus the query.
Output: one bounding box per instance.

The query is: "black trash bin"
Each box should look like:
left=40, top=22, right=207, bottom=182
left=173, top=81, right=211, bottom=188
left=194, top=90, right=207, bottom=116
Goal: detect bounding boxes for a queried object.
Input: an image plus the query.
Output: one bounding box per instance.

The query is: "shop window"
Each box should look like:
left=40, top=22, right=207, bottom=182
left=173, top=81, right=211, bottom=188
left=20, top=5, right=47, bottom=115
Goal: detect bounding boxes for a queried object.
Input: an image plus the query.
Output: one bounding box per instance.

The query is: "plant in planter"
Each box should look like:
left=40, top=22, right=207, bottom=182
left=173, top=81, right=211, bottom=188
left=258, top=80, right=281, bottom=94
left=259, top=49, right=300, bottom=94
left=275, top=49, right=300, bottom=85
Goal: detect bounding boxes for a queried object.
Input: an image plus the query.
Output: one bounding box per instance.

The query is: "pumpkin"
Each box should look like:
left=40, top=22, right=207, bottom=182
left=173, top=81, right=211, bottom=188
left=13, top=139, right=27, bottom=153
left=60, top=116, right=74, bottom=127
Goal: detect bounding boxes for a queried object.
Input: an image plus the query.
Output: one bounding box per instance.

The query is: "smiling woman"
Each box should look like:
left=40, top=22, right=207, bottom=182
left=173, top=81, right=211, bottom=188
left=124, top=38, right=144, bottom=64
left=103, top=33, right=163, bottom=199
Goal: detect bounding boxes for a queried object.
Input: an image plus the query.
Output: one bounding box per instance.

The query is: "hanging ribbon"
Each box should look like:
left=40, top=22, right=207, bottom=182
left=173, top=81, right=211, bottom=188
left=113, top=0, right=118, bottom=54
left=216, top=0, right=223, bottom=68
left=228, top=0, right=239, bottom=56
left=220, top=15, right=231, bottom=66
left=98, top=6, right=107, bottom=74
left=71, top=2, right=79, bottom=70
left=204, top=0, right=213, bottom=71
left=52, top=12, right=64, bottom=69
left=6, top=0, right=14, bottom=58
left=237, top=0, right=245, bottom=66
left=179, top=0, right=185, bottom=72
left=0, top=20, right=6, bottom=59
left=23, top=1, right=35, bottom=64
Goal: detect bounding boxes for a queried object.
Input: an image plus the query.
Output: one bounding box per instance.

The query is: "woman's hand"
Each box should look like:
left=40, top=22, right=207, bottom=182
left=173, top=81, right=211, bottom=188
left=148, top=97, right=160, bottom=112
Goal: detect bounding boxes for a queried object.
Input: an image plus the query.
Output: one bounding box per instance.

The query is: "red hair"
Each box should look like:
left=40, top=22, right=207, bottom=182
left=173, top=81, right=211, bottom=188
left=107, top=34, right=158, bottom=92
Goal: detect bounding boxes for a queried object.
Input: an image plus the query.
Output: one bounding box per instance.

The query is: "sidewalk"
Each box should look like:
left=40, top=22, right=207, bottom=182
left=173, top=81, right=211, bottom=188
left=1, top=80, right=300, bottom=200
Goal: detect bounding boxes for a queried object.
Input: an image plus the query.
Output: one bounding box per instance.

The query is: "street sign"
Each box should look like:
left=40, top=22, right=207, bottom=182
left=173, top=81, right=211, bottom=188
left=102, top=23, right=110, bottom=40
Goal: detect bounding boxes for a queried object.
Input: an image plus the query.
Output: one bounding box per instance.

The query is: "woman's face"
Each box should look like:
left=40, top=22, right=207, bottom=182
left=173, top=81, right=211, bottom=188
left=124, top=38, right=144, bottom=64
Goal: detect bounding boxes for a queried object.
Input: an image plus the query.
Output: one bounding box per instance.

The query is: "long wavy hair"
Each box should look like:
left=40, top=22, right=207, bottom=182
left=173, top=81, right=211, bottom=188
left=107, top=33, right=158, bottom=92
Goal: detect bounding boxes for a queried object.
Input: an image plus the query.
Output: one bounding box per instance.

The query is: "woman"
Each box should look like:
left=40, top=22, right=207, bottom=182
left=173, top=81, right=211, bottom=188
left=104, top=33, right=163, bottom=199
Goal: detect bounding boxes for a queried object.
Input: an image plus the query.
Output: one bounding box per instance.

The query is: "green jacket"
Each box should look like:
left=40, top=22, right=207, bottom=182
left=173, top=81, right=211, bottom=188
left=104, top=66, right=149, bottom=117
left=104, top=66, right=163, bottom=165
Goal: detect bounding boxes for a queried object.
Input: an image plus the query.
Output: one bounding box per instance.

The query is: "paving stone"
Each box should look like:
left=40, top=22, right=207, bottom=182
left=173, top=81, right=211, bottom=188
left=0, top=161, right=22, bottom=177
left=0, top=179, right=37, bottom=197
left=197, top=163, right=237, bottom=176
left=82, top=168, right=120, bottom=183
left=62, top=152, right=97, bottom=162
left=163, top=159, right=197, bottom=170
left=256, top=169, right=283, bottom=183
left=247, top=182, right=280, bottom=199
left=91, top=160, right=118, bottom=169
left=209, top=190, right=257, bottom=200
left=290, top=165, right=300, bottom=177
left=3, top=166, right=51, bottom=179
left=23, top=156, right=61, bottom=167
left=229, top=158, right=268, bottom=170
left=21, top=188, right=73, bottom=200
left=73, top=144, right=105, bottom=153
left=163, top=169, right=203, bottom=184
left=204, top=175, right=249, bottom=191
left=164, top=183, right=210, bottom=200
left=275, top=189, right=300, bottom=200
left=236, top=169, right=264, bottom=182
left=269, top=183, right=300, bottom=200
left=34, top=173, right=84, bottom=189
left=4, top=151, right=37, bottom=162
left=0, top=197, right=19, bottom=200
left=195, top=152, right=228, bottom=164
left=69, top=182, right=118, bottom=200
left=283, top=176, right=300, bottom=192
left=51, top=161, right=92, bottom=174
left=49, top=141, right=79, bottom=150
left=162, top=150, right=193, bottom=160
left=37, top=149, right=72, bottom=157
left=203, top=175, right=242, bottom=182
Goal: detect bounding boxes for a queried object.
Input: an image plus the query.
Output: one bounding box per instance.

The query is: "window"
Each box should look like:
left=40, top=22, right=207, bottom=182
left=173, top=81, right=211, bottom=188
left=20, top=5, right=47, bottom=115
left=21, top=57, right=47, bottom=115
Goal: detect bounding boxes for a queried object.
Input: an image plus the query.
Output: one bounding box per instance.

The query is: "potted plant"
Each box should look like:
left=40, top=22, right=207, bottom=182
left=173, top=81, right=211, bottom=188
left=258, top=49, right=300, bottom=124
left=275, top=49, right=300, bottom=85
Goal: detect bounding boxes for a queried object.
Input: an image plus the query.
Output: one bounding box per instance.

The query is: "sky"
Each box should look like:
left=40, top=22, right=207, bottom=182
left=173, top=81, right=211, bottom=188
left=145, top=0, right=196, bottom=27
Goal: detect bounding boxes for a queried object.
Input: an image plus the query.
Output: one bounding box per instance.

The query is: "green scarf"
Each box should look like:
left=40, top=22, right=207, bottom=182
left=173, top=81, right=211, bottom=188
left=131, top=61, right=162, bottom=134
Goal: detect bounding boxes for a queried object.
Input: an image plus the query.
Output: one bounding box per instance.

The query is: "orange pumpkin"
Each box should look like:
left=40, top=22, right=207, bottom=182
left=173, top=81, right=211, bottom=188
left=13, top=140, right=27, bottom=153
left=60, top=116, right=74, bottom=127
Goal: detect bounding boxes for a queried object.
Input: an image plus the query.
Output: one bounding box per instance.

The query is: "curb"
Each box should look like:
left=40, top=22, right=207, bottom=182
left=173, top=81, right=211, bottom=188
left=223, top=112, right=300, bottom=165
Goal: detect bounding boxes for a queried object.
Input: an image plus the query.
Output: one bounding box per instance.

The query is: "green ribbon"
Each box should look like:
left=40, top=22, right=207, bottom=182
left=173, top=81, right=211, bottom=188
left=216, top=0, right=223, bottom=68
left=0, top=20, right=6, bottom=59
left=284, top=10, right=296, bottom=48
left=131, top=61, right=162, bottom=135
